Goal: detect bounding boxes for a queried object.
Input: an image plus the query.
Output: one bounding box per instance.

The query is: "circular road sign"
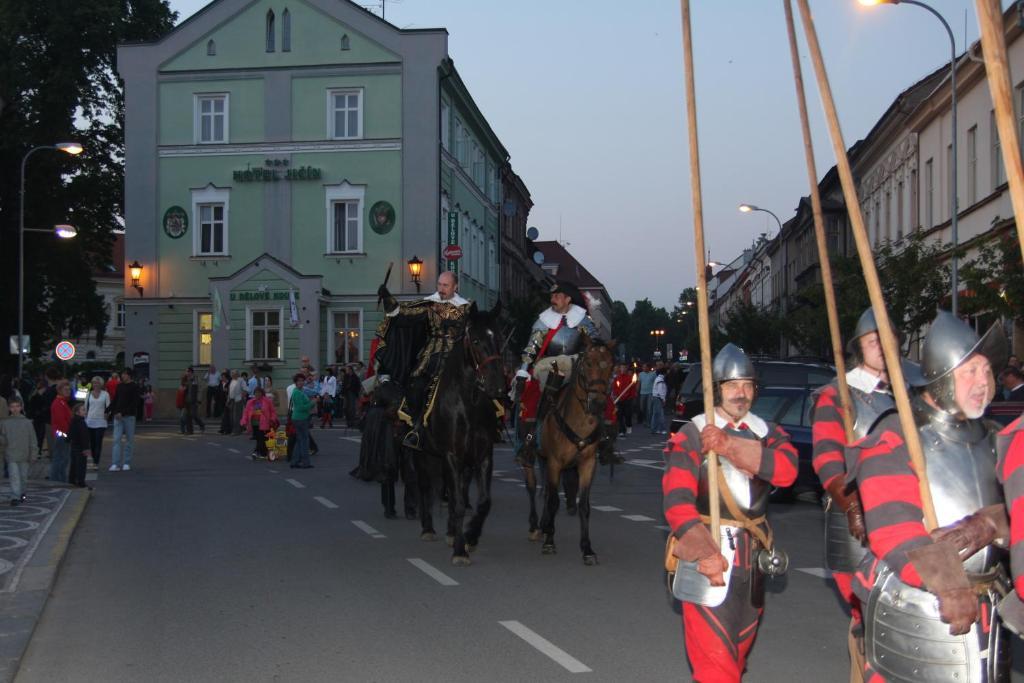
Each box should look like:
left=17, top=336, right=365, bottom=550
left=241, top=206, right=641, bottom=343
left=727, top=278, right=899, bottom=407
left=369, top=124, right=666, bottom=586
left=443, top=245, right=463, bottom=260
left=55, top=340, right=76, bottom=361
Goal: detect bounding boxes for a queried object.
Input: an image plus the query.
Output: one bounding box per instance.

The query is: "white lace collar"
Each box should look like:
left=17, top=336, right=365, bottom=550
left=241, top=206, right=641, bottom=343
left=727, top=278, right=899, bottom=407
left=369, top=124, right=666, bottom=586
left=426, top=292, right=469, bottom=306
left=538, top=304, right=586, bottom=329
left=690, top=409, right=769, bottom=439
left=847, top=366, right=887, bottom=394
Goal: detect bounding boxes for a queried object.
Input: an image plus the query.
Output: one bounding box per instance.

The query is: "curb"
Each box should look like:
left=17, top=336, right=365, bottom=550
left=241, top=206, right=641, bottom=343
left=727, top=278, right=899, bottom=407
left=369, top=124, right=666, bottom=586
left=0, top=487, right=91, bottom=683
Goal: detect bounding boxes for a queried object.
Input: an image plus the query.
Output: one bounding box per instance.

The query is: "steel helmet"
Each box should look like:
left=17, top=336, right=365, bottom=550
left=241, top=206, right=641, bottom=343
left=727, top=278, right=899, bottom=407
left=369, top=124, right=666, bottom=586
left=846, top=307, right=879, bottom=356
left=712, top=343, right=756, bottom=383
left=913, top=311, right=1007, bottom=387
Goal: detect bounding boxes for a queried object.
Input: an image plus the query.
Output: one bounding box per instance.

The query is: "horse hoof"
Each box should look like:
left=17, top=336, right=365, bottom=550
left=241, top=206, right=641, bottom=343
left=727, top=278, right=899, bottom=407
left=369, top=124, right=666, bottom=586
left=451, top=555, right=472, bottom=567
left=446, top=535, right=455, bottom=547
left=583, top=555, right=599, bottom=566
left=420, top=532, right=437, bottom=542
left=542, top=544, right=556, bottom=555
left=528, top=530, right=541, bottom=542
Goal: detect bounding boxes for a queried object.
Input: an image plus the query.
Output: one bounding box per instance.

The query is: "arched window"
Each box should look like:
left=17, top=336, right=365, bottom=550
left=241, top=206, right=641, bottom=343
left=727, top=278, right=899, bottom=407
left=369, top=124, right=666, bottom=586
left=340, top=34, right=350, bottom=51
left=282, top=9, right=291, bottom=52
left=206, top=39, right=216, bottom=56
left=266, top=10, right=275, bottom=52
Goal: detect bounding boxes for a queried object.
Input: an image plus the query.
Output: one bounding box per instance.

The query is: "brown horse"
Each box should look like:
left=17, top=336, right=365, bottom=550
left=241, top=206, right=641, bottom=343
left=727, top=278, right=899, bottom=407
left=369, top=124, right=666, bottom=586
left=522, top=338, right=614, bottom=565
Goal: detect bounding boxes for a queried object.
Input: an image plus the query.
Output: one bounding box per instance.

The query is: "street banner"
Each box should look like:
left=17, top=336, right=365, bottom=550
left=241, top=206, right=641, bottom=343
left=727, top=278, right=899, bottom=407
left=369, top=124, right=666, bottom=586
left=212, top=288, right=225, bottom=330
left=288, top=289, right=299, bottom=326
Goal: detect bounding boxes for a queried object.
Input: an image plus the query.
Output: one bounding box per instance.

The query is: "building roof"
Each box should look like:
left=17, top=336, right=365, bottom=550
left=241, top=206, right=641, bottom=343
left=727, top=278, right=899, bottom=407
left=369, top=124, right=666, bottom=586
left=533, top=241, right=610, bottom=297
left=95, top=233, right=125, bottom=279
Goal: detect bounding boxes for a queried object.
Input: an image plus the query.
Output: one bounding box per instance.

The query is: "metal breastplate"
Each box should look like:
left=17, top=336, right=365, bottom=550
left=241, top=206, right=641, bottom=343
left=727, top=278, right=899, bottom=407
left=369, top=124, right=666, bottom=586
left=851, top=386, right=894, bottom=439
left=543, top=325, right=583, bottom=358
left=696, top=429, right=771, bottom=519
left=920, top=414, right=1004, bottom=575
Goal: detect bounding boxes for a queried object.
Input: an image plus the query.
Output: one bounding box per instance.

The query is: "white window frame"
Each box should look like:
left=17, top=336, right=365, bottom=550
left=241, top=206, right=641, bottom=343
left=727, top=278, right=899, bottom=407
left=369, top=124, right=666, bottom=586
left=245, top=306, right=285, bottom=362
left=327, top=88, right=364, bottom=140
left=488, top=238, right=496, bottom=289
left=324, top=181, right=365, bottom=254
left=472, top=144, right=484, bottom=187
left=896, top=180, right=904, bottom=240
left=328, top=308, right=363, bottom=366
left=114, top=300, right=126, bottom=329
left=925, top=158, right=934, bottom=228
left=455, top=119, right=468, bottom=167
left=967, top=125, right=978, bottom=205
left=193, top=310, right=214, bottom=366
left=992, top=110, right=1004, bottom=189
left=191, top=184, right=230, bottom=257
left=194, top=93, right=229, bottom=144
left=441, top=101, right=450, bottom=151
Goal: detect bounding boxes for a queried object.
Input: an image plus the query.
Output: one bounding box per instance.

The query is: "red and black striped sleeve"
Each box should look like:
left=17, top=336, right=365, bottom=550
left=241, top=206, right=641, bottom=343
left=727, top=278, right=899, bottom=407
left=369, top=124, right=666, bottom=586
left=811, top=384, right=847, bottom=489
left=997, top=416, right=1024, bottom=595
left=758, top=424, right=799, bottom=487
left=663, top=423, right=703, bottom=539
left=854, top=415, right=930, bottom=588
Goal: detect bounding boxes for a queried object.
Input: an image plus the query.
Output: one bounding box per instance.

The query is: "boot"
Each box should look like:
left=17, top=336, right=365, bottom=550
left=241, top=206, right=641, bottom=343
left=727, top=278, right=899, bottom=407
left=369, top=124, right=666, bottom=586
left=382, top=481, right=397, bottom=519
left=525, top=373, right=563, bottom=446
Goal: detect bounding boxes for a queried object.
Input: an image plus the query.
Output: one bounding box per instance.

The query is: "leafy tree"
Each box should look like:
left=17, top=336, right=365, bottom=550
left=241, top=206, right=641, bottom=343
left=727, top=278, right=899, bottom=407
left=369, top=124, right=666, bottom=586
left=0, top=0, right=177, bottom=371
left=627, top=298, right=672, bottom=362
left=504, top=289, right=549, bottom=359
left=960, top=231, right=1024, bottom=324
left=721, top=301, right=780, bottom=356
left=610, top=300, right=631, bottom=358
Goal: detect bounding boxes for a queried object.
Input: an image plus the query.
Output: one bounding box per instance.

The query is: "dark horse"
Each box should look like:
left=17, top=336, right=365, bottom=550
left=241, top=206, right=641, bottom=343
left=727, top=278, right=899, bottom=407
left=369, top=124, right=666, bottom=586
left=414, top=301, right=506, bottom=566
left=522, top=338, right=614, bottom=565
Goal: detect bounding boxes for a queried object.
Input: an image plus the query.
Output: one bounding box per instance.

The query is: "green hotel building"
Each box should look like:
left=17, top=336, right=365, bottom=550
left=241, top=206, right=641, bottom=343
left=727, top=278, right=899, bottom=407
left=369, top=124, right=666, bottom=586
left=118, top=0, right=517, bottom=415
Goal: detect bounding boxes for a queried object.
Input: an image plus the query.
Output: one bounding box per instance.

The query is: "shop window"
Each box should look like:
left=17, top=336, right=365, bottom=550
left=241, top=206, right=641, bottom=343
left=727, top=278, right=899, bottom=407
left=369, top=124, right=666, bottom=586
left=328, top=88, right=362, bottom=139
left=249, top=309, right=282, bottom=361
left=333, top=311, right=362, bottom=365
left=195, top=94, right=228, bottom=144
left=196, top=311, right=213, bottom=365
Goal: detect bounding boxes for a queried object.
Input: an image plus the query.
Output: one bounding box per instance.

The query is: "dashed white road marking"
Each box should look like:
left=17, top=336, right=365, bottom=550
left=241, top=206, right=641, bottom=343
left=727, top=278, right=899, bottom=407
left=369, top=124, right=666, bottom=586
left=285, top=478, right=305, bottom=489
left=625, top=461, right=664, bottom=471
left=352, top=520, right=386, bottom=538
left=267, top=469, right=279, bottom=474
left=622, top=514, right=656, bottom=522
left=796, top=567, right=833, bottom=579
left=206, top=441, right=218, bottom=446
left=227, top=448, right=240, bottom=454
left=500, top=477, right=520, bottom=483
left=655, top=525, right=671, bottom=531
left=314, top=496, right=338, bottom=509
left=592, top=505, right=622, bottom=512
left=499, top=621, right=592, bottom=674
left=408, top=558, right=459, bottom=586
left=342, top=436, right=362, bottom=443
left=630, top=458, right=659, bottom=465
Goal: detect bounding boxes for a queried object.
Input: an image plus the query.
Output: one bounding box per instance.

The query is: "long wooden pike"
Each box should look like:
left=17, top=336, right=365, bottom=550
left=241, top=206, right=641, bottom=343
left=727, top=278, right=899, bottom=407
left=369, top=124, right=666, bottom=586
left=679, top=0, right=720, bottom=539
left=376, top=261, right=395, bottom=311
left=794, top=0, right=939, bottom=531
left=782, top=0, right=854, bottom=443
left=973, top=0, right=1024, bottom=264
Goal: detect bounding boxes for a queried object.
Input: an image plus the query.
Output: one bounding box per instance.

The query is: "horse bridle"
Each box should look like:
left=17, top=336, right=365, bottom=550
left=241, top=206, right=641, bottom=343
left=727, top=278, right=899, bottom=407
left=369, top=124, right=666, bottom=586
left=463, top=331, right=502, bottom=389
left=573, top=350, right=610, bottom=416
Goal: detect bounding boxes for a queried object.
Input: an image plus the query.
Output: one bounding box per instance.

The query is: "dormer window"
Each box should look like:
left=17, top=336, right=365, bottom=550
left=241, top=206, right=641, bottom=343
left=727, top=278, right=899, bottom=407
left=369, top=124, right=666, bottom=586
left=340, top=34, right=350, bottom=51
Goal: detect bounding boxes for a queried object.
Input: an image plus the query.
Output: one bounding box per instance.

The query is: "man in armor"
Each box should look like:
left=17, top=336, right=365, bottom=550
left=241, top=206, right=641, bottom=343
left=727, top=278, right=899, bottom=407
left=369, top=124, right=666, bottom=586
left=515, top=282, right=601, bottom=462
left=663, top=343, right=798, bottom=682
left=810, top=308, right=899, bottom=680
left=851, top=311, right=1009, bottom=682
left=377, top=271, right=472, bottom=450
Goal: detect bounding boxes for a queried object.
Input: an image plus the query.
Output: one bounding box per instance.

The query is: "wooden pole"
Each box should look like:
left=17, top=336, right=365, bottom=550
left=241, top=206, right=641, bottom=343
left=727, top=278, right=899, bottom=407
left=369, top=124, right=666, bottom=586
left=974, top=0, right=1024, bottom=264
left=679, top=0, right=720, bottom=540
left=782, top=0, right=854, bottom=443
left=794, top=0, right=939, bottom=531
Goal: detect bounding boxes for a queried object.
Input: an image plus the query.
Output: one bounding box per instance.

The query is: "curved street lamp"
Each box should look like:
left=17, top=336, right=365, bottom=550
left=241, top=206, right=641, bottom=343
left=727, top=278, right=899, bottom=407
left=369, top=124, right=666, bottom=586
left=18, top=142, right=84, bottom=378
left=857, top=0, right=959, bottom=315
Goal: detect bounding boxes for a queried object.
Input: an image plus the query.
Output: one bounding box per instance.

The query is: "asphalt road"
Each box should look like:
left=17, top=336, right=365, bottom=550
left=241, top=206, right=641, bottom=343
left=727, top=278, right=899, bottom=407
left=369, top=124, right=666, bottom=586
left=12, top=424, right=1022, bottom=682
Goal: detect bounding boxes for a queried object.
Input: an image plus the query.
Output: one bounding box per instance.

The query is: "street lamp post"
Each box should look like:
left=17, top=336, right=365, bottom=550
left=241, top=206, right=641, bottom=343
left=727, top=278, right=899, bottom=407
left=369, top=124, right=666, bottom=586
left=858, top=0, right=959, bottom=315
left=740, top=203, right=787, bottom=355
left=18, top=143, right=83, bottom=379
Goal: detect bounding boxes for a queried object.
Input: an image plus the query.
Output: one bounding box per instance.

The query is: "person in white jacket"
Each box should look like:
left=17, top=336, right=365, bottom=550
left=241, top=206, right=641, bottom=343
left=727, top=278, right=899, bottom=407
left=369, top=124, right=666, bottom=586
left=649, top=369, right=668, bottom=435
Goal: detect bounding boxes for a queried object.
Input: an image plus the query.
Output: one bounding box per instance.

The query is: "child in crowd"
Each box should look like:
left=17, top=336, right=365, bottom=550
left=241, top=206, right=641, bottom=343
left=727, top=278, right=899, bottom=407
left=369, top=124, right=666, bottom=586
left=1, top=399, right=35, bottom=505
left=67, top=402, right=92, bottom=488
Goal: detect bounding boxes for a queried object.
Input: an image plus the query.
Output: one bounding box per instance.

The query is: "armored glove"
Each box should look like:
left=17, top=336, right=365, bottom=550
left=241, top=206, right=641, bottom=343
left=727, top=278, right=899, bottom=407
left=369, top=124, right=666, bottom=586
left=673, top=524, right=729, bottom=587
left=377, top=285, right=398, bottom=313
left=701, top=425, right=761, bottom=478
left=906, top=541, right=978, bottom=635
left=929, top=504, right=1009, bottom=560
left=826, top=479, right=866, bottom=543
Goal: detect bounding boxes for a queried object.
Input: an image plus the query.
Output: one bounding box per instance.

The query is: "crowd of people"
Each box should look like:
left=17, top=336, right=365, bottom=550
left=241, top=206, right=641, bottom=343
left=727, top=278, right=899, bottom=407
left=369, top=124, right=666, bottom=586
left=0, top=367, right=144, bottom=505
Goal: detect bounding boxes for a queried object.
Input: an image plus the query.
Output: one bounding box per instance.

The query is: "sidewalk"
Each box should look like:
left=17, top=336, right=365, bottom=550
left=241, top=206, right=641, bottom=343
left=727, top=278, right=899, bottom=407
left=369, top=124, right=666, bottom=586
left=0, top=481, right=90, bottom=682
